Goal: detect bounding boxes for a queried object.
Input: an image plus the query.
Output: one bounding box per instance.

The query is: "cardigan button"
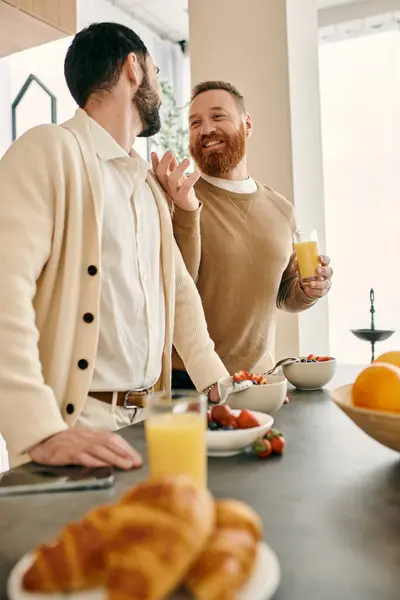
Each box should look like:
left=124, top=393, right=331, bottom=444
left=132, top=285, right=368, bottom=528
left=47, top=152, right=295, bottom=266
left=66, top=403, right=74, bottom=415
left=83, top=312, right=94, bottom=323
left=78, top=359, right=89, bottom=370
left=87, top=265, right=98, bottom=276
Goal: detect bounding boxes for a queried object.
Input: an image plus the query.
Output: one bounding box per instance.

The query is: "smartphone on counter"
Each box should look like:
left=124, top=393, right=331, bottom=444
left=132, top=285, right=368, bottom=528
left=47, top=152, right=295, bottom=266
left=0, top=463, right=114, bottom=496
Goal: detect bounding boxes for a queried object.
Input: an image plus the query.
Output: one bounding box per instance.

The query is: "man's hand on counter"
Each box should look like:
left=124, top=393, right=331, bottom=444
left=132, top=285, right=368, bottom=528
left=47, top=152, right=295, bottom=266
left=28, top=429, right=142, bottom=470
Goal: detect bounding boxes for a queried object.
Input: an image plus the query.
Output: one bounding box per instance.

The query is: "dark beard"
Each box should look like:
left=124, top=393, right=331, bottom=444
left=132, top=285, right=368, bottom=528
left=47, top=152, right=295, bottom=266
left=134, top=71, right=161, bottom=138
left=190, top=125, right=246, bottom=176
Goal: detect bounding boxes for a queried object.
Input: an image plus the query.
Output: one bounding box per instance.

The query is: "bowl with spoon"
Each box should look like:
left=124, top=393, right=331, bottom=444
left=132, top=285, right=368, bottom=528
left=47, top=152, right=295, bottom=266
left=223, top=358, right=295, bottom=414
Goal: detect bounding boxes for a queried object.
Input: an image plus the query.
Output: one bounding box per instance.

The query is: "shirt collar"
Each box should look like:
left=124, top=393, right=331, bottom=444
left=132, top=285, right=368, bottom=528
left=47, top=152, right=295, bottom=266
left=88, top=117, right=129, bottom=161
left=129, top=147, right=151, bottom=171
left=88, top=116, right=151, bottom=184
left=200, top=172, right=258, bottom=194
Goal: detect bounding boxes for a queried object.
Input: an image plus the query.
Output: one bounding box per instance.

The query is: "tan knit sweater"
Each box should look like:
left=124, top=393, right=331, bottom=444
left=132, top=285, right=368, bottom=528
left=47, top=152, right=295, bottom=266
left=172, top=177, right=316, bottom=375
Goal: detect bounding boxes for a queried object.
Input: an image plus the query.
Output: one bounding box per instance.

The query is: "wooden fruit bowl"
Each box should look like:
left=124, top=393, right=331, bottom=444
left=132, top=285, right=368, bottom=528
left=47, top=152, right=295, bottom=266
left=331, top=384, right=400, bottom=452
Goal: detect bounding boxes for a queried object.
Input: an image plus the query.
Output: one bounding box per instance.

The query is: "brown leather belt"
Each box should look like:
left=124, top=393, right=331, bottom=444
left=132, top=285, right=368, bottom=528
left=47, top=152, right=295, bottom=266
left=89, top=388, right=154, bottom=409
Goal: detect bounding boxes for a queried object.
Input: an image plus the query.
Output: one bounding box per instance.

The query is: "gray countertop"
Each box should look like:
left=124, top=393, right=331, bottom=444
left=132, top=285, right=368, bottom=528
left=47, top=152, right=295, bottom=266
left=0, top=368, right=399, bottom=599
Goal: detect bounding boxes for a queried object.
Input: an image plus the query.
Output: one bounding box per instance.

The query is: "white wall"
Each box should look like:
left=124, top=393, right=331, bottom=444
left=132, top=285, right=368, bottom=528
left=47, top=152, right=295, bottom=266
left=286, top=0, right=330, bottom=357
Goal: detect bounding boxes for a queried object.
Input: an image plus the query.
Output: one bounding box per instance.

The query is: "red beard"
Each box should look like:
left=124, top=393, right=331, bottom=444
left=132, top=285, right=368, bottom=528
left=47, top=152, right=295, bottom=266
left=190, top=125, right=246, bottom=177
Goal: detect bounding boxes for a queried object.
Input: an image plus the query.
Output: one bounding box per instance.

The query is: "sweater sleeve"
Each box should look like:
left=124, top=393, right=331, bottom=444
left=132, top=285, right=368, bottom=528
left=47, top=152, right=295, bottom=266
left=172, top=241, right=229, bottom=391
left=277, top=250, right=317, bottom=312
left=172, top=204, right=202, bottom=282
left=0, top=127, right=68, bottom=457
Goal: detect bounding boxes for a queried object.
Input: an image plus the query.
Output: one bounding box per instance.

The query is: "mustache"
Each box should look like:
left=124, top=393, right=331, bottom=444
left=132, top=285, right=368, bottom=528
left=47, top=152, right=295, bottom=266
left=198, top=133, right=227, bottom=148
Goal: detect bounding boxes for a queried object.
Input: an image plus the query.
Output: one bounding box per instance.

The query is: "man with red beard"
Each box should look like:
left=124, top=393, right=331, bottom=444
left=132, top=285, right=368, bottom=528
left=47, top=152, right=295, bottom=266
left=152, top=81, right=333, bottom=388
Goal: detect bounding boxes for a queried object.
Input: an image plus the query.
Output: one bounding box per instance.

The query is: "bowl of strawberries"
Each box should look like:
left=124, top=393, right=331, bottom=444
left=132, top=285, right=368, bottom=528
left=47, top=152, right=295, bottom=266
left=207, top=404, right=274, bottom=457
left=223, top=371, right=287, bottom=415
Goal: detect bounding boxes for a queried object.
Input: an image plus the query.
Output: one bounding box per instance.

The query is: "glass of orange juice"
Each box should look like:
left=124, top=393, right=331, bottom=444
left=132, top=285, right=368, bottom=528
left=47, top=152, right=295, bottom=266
left=145, top=391, right=207, bottom=488
left=294, top=229, right=320, bottom=280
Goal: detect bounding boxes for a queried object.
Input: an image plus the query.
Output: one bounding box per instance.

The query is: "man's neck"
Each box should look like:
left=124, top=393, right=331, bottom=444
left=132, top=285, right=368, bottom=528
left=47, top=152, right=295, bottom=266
left=84, top=98, right=141, bottom=153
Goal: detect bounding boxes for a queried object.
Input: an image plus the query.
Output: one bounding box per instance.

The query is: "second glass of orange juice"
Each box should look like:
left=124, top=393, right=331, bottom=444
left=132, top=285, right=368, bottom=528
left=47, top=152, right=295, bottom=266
left=294, top=229, right=320, bottom=280
left=145, top=391, right=207, bottom=488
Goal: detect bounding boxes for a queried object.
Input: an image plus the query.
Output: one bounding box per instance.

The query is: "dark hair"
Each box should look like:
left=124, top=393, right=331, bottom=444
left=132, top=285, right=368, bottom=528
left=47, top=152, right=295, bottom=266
left=64, top=22, right=148, bottom=107
left=191, top=81, right=246, bottom=113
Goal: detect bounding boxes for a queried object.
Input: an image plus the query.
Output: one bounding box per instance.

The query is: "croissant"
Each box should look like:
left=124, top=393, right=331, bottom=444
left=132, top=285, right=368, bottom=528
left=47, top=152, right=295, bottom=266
left=107, top=475, right=215, bottom=600
left=23, top=504, right=114, bottom=592
left=22, top=475, right=215, bottom=599
left=185, top=499, right=263, bottom=600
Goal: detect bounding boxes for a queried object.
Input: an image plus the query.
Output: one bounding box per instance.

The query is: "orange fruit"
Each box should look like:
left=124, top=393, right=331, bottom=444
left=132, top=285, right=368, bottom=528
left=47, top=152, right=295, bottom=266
left=352, top=362, right=400, bottom=413
left=374, top=351, right=400, bottom=369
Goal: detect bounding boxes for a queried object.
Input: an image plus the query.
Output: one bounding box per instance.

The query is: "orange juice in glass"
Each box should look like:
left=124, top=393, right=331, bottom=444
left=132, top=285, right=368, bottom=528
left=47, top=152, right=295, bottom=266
left=145, top=391, right=207, bottom=488
left=294, top=229, right=320, bottom=280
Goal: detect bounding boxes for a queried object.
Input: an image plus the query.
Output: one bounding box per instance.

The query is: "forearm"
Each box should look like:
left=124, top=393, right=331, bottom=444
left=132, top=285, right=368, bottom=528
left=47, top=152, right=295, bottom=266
left=172, top=243, right=229, bottom=391
left=172, top=204, right=202, bottom=282
left=277, top=277, right=317, bottom=312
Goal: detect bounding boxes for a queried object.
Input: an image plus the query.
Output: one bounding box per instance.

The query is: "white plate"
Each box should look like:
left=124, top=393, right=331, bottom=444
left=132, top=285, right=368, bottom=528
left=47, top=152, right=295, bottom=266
left=8, top=542, right=280, bottom=600
left=207, top=410, right=274, bottom=457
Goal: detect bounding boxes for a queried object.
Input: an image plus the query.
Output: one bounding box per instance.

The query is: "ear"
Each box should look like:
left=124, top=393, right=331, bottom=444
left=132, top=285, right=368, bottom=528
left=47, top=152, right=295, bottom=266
left=125, top=53, right=142, bottom=89
left=244, top=113, right=253, bottom=139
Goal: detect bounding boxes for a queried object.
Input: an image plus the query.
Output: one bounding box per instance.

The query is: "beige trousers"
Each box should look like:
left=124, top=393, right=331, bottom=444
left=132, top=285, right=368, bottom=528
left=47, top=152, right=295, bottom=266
left=76, top=394, right=148, bottom=431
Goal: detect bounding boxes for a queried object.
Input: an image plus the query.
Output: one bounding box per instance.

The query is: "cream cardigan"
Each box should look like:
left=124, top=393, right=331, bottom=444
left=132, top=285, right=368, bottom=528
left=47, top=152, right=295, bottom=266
left=0, top=109, right=228, bottom=463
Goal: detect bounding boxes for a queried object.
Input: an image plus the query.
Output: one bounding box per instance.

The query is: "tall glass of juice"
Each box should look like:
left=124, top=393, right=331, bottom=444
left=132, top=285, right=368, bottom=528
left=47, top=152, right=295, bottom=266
left=294, top=229, right=320, bottom=280
left=145, top=391, right=207, bottom=488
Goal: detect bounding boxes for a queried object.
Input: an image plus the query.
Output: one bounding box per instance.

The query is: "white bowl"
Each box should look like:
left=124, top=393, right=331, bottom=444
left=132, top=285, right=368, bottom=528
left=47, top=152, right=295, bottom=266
left=225, top=375, right=287, bottom=414
left=283, top=358, right=336, bottom=390
left=331, top=384, right=400, bottom=452
left=207, top=410, right=274, bottom=457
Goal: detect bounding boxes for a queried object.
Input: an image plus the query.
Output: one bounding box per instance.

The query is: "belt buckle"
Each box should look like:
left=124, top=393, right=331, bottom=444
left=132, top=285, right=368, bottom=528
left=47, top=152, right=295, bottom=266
left=124, top=388, right=152, bottom=409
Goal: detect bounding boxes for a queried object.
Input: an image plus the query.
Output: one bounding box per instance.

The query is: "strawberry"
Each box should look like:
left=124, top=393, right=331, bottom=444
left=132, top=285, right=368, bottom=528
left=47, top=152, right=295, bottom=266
left=270, top=435, right=285, bottom=454
left=265, top=427, right=283, bottom=439
left=265, top=428, right=286, bottom=454
left=233, top=370, right=249, bottom=383
left=253, top=437, right=272, bottom=458
left=224, top=416, right=239, bottom=430
left=211, top=404, right=233, bottom=426
left=317, top=356, right=331, bottom=362
left=237, top=409, right=260, bottom=429
left=249, top=373, right=263, bottom=384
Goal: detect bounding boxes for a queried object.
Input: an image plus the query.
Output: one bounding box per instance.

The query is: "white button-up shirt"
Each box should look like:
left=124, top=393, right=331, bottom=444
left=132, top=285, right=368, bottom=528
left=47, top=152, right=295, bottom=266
left=89, top=118, right=165, bottom=391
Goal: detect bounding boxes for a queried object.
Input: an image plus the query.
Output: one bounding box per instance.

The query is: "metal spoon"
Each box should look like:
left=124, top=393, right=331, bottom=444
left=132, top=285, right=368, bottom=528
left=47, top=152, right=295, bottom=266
left=264, top=357, right=299, bottom=376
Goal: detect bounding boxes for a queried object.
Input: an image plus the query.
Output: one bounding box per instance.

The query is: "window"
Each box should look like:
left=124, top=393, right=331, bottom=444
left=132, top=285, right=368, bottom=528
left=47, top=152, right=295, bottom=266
left=319, top=26, right=400, bottom=364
